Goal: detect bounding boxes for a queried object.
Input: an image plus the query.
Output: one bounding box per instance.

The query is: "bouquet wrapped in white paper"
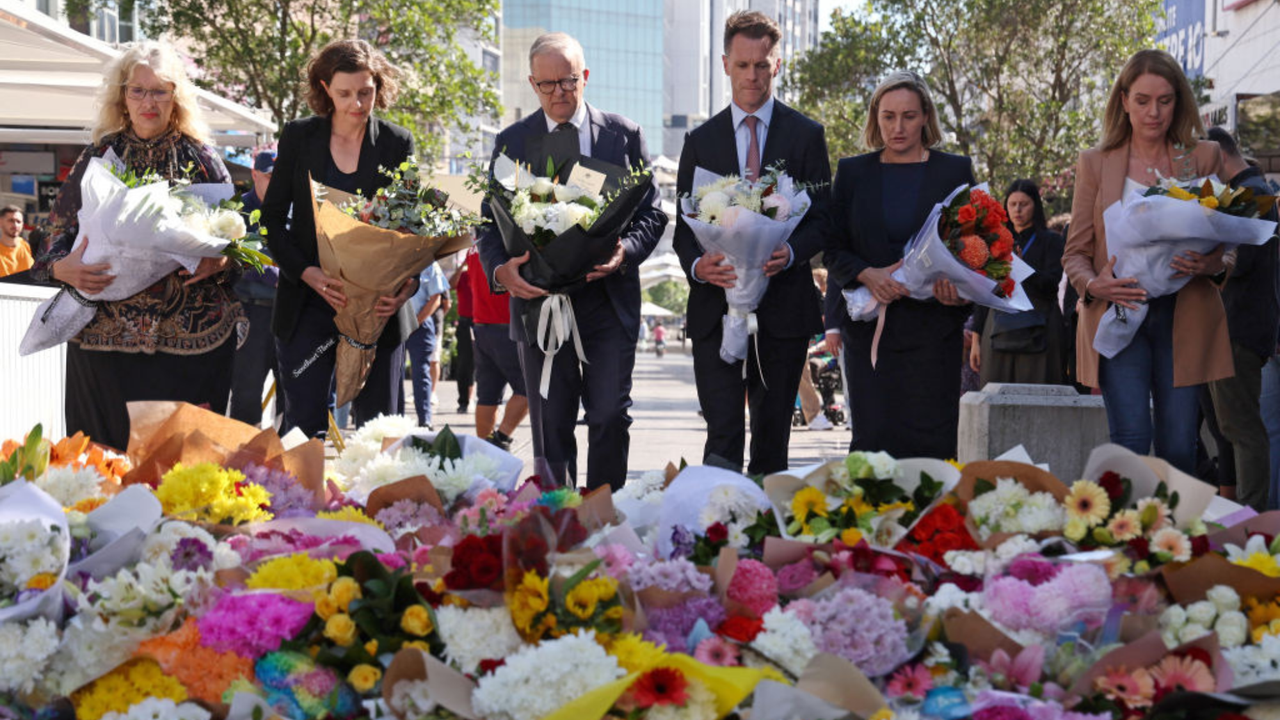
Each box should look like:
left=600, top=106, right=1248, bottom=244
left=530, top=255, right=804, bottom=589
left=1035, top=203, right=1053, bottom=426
left=20, top=150, right=243, bottom=356
left=844, top=184, right=1034, bottom=322
left=1094, top=177, right=1277, bottom=358
left=680, top=165, right=811, bottom=364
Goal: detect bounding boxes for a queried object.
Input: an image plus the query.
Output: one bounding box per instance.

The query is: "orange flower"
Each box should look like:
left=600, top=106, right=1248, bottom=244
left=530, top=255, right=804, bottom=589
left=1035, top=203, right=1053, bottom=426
left=958, top=235, right=990, bottom=269
left=137, top=618, right=253, bottom=704
left=49, top=432, right=91, bottom=466
left=957, top=205, right=977, bottom=225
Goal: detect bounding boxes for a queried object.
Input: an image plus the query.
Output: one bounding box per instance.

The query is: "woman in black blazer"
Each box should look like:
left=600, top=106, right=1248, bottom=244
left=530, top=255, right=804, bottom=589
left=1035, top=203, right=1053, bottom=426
left=970, top=179, right=1067, bottom=387
left=825, top=71, right=976, bottom=459
left=262, top=39, right=417, bottom=438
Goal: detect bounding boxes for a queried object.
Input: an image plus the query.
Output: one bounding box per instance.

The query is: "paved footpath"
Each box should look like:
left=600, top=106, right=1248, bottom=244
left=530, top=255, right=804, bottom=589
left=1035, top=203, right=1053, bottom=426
left=406, top=347, right=851, bottom=484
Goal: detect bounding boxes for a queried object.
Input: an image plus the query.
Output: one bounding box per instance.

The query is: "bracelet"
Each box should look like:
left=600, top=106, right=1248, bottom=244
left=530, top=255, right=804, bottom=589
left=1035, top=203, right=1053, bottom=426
left=1083, top=276, right=1097, bottom=304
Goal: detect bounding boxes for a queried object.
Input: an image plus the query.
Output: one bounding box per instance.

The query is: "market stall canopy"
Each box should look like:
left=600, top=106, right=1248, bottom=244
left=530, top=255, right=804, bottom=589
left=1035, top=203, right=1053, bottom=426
left=639, top=251, right=686, bottom=290
left=0, top=4, right=275, bottom=147
left=640, top=301, right=674, bottom=317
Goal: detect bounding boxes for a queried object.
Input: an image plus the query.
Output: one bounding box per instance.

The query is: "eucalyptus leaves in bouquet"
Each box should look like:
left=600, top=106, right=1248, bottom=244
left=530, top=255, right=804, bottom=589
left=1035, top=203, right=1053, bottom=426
left=342, top=157, right=483, bottom=238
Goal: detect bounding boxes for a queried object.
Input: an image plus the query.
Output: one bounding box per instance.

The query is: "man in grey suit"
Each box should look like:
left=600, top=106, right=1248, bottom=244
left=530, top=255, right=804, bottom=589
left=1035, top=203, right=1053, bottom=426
left=478, top=32, right=668, bottom=490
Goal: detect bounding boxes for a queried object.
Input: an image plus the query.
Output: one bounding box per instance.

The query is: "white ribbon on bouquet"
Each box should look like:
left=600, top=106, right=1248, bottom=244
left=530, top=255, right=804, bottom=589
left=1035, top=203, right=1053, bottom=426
left=680, top=167, right=811, bottom=366
left=1093, top=179, right=1276, bottom=358
left=535, top=293, right=588, bottom=399
left=843, top=183, right=1035, bottom=367
left=20, top=150, right=235, bottom=356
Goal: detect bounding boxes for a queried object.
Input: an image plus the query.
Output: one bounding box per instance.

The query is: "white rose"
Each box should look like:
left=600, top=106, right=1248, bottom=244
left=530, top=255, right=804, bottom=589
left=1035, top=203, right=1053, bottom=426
left=529, top=177, right=554, bottom=197
left=1216, top=611, right=1249, bottom=648
left=699, top=191, right=730, bottom=217
left=1161, top=630, right=1180, bottom=649
left=866, top=451, right=901, bottom=480
left=210, top=210, right=247, bottom=240
left=1186, top=600, right=1218, bottom=628
left=553, top=183, right=584, bottom=202
left=1178, top=622, right=1211, bottom=645
left=719, top=205, right=748, bottom=228
left=1207, top=585, right=1242, bottom=614
left=761, top=193, right=793, bottom=220
left=563, top=203, right=594, bottom=231
left=1159, top=604, right=1188, bottom=630
left=548, top=206, right=578, bottom=236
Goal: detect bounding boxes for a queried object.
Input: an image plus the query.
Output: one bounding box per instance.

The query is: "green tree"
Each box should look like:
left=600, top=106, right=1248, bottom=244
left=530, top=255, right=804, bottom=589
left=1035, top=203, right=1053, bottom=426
left=642, top=279, right=689, bottom=315
left=787, top=0, right=1160, bottom=212
left=85, top=0, right=501, bottom=163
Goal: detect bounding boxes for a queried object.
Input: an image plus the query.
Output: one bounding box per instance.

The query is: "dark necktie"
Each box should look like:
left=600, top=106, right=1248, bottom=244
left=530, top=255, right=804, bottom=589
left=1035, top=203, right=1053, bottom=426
left=744, top=115, right=761, bottom=181
left=545, top=121, right=581, bottom=176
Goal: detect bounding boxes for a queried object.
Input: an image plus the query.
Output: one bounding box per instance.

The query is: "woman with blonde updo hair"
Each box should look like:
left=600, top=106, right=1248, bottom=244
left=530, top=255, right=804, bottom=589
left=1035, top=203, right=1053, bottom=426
left=30, top=41, right=240, bottom=450
left=823, top=70, right=977, bottom=459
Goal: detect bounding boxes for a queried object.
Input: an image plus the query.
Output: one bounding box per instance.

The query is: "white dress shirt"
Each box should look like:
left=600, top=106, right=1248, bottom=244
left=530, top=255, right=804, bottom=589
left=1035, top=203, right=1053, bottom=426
left=544, top=101, right=592, bottom=157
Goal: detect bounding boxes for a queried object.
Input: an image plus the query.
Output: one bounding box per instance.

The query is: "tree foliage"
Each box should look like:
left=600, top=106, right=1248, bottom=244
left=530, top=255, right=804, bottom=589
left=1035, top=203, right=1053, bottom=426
left=786, top=0, right=1160, bottom=213
left=82, top=0, right=501, bottom=162
left=642, top=279, right=689, bottom=315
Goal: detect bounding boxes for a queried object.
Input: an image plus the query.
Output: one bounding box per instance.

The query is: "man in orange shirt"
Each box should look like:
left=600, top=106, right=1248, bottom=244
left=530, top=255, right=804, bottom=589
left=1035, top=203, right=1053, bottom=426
left=0, top=205, right=32, bottom=277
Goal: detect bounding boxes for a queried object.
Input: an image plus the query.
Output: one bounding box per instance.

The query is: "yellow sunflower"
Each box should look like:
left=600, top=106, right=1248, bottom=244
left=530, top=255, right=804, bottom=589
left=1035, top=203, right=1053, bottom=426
left=1065, top=480, right=1111, bottom=527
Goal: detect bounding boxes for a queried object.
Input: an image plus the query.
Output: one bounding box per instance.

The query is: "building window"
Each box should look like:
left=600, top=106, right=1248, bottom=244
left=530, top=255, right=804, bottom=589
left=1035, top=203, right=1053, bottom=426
left=482, top=49, right=500, bottom=75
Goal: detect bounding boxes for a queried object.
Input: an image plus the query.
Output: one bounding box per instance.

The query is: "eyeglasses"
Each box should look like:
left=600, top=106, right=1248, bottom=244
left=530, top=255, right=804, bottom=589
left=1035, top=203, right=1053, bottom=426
left=533, top=76, right=580, bottom=95
left=124, top=85, right=174, bottom=103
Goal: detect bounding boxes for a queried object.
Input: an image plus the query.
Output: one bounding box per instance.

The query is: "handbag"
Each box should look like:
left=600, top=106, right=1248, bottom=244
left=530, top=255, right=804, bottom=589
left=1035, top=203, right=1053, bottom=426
left=989, top=309, right=1047, bottom=354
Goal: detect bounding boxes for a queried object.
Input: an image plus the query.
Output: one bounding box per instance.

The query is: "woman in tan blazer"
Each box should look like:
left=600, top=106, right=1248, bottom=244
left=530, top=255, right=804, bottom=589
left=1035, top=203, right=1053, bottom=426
left=1063, top=49, right=1232, bottom=475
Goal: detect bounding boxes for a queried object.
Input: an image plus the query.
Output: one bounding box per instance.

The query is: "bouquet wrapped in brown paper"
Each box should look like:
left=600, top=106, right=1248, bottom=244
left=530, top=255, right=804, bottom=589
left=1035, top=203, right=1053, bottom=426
left=310, top=160, right=477, bottom=406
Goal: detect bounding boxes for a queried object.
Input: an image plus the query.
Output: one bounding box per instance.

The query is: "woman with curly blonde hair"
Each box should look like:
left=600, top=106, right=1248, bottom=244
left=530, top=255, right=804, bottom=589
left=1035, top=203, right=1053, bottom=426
left=30, top=40, right=240, bottom=450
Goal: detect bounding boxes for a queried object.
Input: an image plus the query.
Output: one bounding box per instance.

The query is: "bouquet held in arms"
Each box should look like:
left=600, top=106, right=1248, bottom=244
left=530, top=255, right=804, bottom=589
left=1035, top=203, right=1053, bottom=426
left=312, top=157, right=478, bottom=406
left=485, top=153, right=656, bottom=397
left=1093, top=176, right=1277, bottom=358
left=20, top=149, right=271, bottom=355
left=843, top=184, right=1034, bottom=365
left=679, top=163, right=811, bottom=364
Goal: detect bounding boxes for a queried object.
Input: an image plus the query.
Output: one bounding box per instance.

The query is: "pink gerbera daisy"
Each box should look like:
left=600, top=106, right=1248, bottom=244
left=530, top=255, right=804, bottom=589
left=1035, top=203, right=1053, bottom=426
left=1150, top=654, right=1215, bottom=693
left=1151, top=528, right=1192, bottom=562
left=1095, top=666, right=1155, bottom=708
left=887, top=663, right=933, bottom=699
left=693, top=636, right=740, bottom=667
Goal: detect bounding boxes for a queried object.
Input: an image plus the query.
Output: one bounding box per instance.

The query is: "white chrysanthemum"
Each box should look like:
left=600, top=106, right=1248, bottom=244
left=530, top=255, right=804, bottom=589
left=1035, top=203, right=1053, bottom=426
left=472, top=631, right=624, bottom=720
left=345, top=447, right=437, bottom=504
left=694, top=176, right=739, bottom=201
left=0, top=618, right=59, bottom=693
left=332, top=414, right=420, bottom=483
left=435, top=606, right=525, bottom=675
left=36, top=465, right=108, bottom=507
left=616, top=470, right=666, bottom=504
left=0, top=519, right=66, bottom=589
left=647, top=678, right=717, bottom=720
left=1185, top=600, right=1218, bottom=628
left=1208, top=584, right=1242, bottom=614
left=750, top=607, right=818, bottom=677
left=390, top=678, right=437, bottom=716
left=1216, top=611, right=1250, bottom=648
left=45, top=620, right=143, bottom=696
left=209, top=209, right=247, bottom=241
left=698, top=190, right=730, bottom=216
left=425, top=453, right=504, bottom=504
left=101, top=698, right=213, bottom=720
left=943, top=550, right=984, bottom=576
left=140, top=520, right=217, bottom=567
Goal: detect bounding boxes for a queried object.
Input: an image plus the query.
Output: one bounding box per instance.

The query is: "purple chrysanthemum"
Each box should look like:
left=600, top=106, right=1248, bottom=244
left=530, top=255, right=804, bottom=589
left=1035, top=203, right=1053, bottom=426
left=243, top=462, right=316, bottom=518
left=170, top=536, right=213, bottom=572
left=644, top=596, right=727, bottom=649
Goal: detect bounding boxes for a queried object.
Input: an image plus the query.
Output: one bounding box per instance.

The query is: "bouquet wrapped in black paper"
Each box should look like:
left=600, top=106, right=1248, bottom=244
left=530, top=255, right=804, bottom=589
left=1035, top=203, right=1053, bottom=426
left=485, top=152, right=656, bottom=397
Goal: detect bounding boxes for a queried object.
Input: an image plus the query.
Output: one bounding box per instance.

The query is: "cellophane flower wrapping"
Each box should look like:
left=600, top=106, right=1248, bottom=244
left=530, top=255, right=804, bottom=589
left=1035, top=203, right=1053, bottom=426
left=0, top=481, right=71, bottom=624
left=679, top=166, right=812, bottom=363
left=656, top=466, right=773, bottom=559
left=21, top=150, right=236, bottom=355
left=1094, top=177, right=1277, bottom=358
left=844, top=183, right=1035, bottom=322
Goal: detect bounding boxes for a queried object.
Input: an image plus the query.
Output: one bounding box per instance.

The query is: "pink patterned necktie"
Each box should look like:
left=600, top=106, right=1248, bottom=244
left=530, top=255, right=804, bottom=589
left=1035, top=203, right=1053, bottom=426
left=744, top=115, right=761, bottom=181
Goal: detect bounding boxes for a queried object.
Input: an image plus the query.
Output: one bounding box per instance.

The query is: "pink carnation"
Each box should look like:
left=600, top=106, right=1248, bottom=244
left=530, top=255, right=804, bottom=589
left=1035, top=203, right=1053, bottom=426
left=593, top=544, right=636, bottom=580
left=776, top=561, right=819, bottom=594
left=725, top=559, right=778, bottom=617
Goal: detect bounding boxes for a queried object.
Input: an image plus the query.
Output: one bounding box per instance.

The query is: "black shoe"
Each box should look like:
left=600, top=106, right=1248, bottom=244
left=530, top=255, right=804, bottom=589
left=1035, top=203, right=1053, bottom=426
left=457, top=404, right=469, bottom=414
left=486, top=430, right=514, bottom=451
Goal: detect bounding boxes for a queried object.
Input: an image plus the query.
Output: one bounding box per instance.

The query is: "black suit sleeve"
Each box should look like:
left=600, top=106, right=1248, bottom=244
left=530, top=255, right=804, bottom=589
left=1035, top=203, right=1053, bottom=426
left=673, top=130, right=701, bottom=282
left=1023, top=230, right=1065, bottom=298
left=824, top=282, right=842, bottom=331
left=476, top=131, right=511, bottom=291
left=620, top=124, right=668, bottom=267
left=786, top=123, right=833, bottom=265
left=262, top=121, right=309, bottom=286
left=824, top=158, right=867, bottom=290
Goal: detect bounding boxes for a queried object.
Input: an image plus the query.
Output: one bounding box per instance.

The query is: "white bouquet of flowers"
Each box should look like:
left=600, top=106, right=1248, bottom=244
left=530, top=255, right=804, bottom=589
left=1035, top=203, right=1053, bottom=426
left=0, top=481, right=70, bottom=624
left=680, top=165, right=811, bottom=363
left=20, top=149, right=263, bottom=355
left=1094, top=176, right=1277, bottom=358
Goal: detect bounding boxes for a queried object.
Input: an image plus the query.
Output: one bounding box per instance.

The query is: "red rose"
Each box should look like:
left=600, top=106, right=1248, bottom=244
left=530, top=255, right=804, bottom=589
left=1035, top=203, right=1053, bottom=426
left=717, top=615, right=764, bottom=642
left=443, top=564, right=474, bottom=590
left=706, top=522, right=729, bottom=544
left=552, top=508, right=589, bottom=551
left=1128, top=537, right=1151, bottom=559
left=477, top=659, right=506, bottom=675
left=991, top=234, right=1014, bottom=260
left=470, top=552, right=503, bottom=589
left=1098, top=471, right=1125, bottom=500
left=957, top=205, right=977, bottom=225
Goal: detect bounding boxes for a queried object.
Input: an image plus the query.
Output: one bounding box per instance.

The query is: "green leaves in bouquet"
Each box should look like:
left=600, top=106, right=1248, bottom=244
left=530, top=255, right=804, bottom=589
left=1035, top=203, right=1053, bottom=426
left=106, top=162, right=166, bottom=188
left=409, top=425, right=463, bottom=462
left=973, top=477, right=997, bottom=498
left=1152, top=480, right=1180, bottom=512
left=907, top=472, right=944, bottom=525
left=0, top=424, right=48, bottom=484
left=343, top=156, right=484, bottom=238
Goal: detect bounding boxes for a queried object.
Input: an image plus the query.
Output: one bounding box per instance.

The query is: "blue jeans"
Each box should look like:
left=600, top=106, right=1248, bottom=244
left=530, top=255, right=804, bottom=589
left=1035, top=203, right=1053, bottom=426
left=406, top=318, right=438, bottom=427
left=1263, top=355, right=1280, bottom=510
left=1098, top=295, right=1200, bottom=475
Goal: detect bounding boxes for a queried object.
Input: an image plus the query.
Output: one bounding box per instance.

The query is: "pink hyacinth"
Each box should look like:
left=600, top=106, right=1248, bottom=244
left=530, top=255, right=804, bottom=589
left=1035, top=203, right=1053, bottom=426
left=725, top=559, right=779, bottom=617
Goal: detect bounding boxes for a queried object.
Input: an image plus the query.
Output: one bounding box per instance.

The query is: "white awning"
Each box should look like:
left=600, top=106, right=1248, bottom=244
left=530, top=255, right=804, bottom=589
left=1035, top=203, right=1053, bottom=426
left=0, top=3, right=275, bottom=147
